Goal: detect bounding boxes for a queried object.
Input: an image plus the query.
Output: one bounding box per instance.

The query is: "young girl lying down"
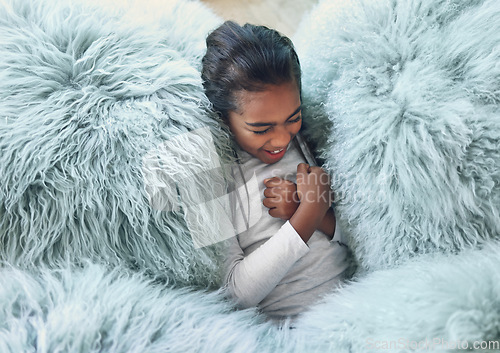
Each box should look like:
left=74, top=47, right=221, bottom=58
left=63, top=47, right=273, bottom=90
left=201, top=21, right=349, bottom=323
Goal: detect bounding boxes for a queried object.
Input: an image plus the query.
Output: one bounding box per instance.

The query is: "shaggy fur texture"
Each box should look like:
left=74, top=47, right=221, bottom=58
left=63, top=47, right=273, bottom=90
left=1, top=0, right=499, bottom=351
left=0, top=0, right=234, bottom=287
left=2, top=246, right=499, bottom=353
left=295, top=0, right=500, bottom=271
left=293, top=240, right=500, bottom=353
left=0, top=263, right=283, bottom=353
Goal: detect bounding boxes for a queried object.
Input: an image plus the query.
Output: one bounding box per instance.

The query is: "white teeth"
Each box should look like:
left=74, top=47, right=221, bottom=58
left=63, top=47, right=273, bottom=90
left=270, top=149, right=283, bottom=154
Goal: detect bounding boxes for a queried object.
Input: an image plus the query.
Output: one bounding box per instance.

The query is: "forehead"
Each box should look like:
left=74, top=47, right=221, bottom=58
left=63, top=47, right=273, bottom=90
left=234, top=81, right=301, bottom=122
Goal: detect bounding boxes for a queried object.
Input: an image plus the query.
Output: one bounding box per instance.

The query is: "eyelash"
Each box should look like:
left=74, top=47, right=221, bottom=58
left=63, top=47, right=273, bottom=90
left=252, top=115, right=302, bottom=135
left=252, top=130, right=269, bottom=135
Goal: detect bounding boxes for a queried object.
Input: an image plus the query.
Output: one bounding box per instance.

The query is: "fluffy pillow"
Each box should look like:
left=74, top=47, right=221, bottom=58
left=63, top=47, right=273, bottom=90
left=0, top=0, right=232, bottom=287
left=0, top=263, right=277, bottom=353
left=295, top=0, right=500, bottom=270
left=294, top=240, right=500, bottom=352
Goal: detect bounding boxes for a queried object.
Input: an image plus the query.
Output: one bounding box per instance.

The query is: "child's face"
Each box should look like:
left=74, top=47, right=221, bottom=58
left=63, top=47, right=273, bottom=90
left=227, top=81, right=302, bottom=164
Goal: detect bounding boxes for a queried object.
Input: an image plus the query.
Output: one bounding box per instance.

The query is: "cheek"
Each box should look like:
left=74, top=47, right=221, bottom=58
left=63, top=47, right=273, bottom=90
left=228, top=123, right=247, bottom=144
left=234, top=130, right=262, bottom=150
left=247, top=134, right=267, bottom=149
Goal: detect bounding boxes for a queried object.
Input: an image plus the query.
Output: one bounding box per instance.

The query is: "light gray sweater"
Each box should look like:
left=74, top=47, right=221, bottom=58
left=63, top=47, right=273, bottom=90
left=223, top=138, right=349, bottom=322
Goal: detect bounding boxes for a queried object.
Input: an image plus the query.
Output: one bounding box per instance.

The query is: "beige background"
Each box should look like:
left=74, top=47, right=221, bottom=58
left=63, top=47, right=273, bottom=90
left=200, top=0, right=319, bottom=37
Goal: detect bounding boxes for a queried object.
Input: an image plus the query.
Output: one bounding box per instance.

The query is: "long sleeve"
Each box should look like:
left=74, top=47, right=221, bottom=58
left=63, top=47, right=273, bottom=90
left=331, top=217, right=343, bottom=243
left=223, top=221, right=310, bottom=308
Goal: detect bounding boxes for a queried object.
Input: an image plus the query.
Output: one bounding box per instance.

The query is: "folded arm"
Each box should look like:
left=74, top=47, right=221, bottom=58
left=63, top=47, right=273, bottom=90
left=224, top=221, right=309, bottom=308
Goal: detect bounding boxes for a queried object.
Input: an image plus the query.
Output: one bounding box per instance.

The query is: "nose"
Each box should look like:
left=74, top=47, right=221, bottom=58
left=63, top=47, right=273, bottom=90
left=270, top=126, right=292, bottom=148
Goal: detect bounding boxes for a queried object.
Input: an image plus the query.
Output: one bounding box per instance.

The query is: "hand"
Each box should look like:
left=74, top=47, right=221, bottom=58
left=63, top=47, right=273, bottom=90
left=295, top=163, right=332, bottom=214
left=263, top=177, right=299, bottom=220
left=289, top=163, right=334, bottom=243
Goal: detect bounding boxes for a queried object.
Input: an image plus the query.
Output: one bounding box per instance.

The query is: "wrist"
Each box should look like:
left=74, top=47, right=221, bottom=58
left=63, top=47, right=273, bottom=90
left=300, top=198, right=329, bottom=219
left=318, top=208, right=336, bottom=239
left=289, top=202, right=326, bottom=243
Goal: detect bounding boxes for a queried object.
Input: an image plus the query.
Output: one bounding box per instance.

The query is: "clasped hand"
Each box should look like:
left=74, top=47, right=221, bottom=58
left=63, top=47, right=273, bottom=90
left=263, top=163, right=332, bottom=221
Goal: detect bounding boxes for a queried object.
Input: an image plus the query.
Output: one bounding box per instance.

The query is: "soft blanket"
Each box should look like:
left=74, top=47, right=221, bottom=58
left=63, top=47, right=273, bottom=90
left=1, top=0, right=499, bottom=352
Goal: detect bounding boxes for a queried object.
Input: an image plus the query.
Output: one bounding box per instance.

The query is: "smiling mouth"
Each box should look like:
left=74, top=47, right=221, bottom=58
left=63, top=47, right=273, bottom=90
left=268, top=148, right=284, bottom=155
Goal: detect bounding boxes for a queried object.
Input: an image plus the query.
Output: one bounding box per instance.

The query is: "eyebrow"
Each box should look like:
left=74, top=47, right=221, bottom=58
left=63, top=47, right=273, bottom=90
left=245, top=106, right=302, bottom=127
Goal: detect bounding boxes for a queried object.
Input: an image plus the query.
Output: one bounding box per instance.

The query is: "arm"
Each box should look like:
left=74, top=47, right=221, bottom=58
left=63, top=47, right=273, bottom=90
left=223, top=221, right=309, bottom=308
left=224, top=165, right=331, bottom=307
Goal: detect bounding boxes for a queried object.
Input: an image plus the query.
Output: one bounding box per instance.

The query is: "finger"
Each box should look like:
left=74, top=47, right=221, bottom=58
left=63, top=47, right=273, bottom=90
left=263, top=176, right=277, bottom=186
left=268, top=208, right=285, bottom=220
left=296, top=163, right=309, bottom=185
left=296, top=163, right=309, bottom=175
left=263, top=198, right=279, bottom=209
left=309, top=167, right=331, bottom=185
left=263, top=188, right=276, bottom=198
left=264, top=177, right=285, bottom=187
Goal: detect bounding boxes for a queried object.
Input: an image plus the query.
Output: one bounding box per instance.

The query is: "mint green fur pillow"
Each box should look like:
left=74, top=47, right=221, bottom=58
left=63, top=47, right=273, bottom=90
left=0, top=0, right=232, bottom=287
left=295, top=0, right=500, bottom=271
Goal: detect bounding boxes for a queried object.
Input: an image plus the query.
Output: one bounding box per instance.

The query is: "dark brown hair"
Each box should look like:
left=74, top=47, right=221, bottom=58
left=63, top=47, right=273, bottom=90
left=201, top=21, right=301, bottom=120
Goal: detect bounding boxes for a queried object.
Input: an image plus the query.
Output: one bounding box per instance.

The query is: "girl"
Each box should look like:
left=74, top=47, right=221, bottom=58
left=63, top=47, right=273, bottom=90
left=201, top=21, right=349, bottom=323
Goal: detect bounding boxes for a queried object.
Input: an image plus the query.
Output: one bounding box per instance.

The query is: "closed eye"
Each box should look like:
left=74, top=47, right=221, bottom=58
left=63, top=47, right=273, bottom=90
left=250, top=114, right=301, bottom=135
left=252, top=128, right=271, bottom=135
left=288, top=115, right=302, bottom=124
